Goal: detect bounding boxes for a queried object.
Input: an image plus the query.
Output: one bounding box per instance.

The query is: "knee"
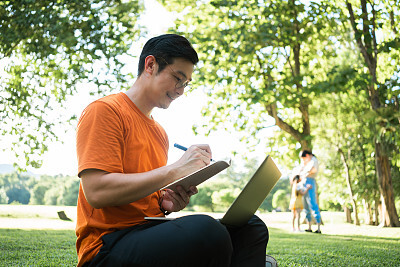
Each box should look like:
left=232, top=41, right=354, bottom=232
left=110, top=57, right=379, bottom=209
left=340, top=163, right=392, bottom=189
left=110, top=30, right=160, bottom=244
left=249, top=215, right=269, bottom=243
left=184, top=215, right=233, bottom=253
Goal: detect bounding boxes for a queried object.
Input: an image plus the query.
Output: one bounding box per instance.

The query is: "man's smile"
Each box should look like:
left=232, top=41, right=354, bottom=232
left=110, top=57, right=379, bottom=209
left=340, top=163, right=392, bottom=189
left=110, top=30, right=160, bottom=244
left=167, top=92, right=177, bottom=100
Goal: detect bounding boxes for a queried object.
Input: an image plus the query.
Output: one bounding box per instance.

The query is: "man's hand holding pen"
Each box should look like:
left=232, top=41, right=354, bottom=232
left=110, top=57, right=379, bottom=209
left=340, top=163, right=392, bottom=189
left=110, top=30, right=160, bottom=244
left=173, top=143, right=213, bottom=175
left=159, top=143, right=211, bottom=214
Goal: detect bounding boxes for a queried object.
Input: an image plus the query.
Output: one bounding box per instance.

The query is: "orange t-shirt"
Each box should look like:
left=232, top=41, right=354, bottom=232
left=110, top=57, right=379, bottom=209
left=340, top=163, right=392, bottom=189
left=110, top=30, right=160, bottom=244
left=75, top=92, right=168, bottom=266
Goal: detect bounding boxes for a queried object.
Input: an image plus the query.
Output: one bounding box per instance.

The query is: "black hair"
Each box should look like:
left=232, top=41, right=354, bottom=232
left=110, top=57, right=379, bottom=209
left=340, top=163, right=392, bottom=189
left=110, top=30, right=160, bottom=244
left=300, top=150, right=314, bottom=158
left=137, top=34, right=199, bottom=77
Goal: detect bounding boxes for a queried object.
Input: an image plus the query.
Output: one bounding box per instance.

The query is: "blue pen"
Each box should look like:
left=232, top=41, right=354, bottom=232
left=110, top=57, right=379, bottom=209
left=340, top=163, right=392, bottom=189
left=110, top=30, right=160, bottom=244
left=174, top=143, right=214, bottom=162
left=174, top=143, right=188, bottom=151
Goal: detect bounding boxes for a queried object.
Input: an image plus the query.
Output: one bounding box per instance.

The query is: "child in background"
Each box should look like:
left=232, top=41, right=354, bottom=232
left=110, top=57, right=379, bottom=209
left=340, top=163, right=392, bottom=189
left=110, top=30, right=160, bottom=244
left=289, top=175, right=311, bottom=232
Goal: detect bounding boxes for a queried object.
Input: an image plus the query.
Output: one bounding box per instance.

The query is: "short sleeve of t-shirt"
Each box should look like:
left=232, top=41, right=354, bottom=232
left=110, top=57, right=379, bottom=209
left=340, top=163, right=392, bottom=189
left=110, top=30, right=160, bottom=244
left=76, top=100, right=125, bottom=176
left=76, top=93, right=169, bottom=176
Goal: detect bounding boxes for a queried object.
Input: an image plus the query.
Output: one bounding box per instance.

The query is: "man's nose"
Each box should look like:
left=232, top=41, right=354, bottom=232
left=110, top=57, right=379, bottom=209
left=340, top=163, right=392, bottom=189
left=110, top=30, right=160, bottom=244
left=176, top=86, right=184, bottom=96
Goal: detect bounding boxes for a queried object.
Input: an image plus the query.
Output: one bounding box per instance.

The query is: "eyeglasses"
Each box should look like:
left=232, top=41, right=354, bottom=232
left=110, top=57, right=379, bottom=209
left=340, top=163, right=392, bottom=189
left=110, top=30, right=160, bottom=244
left=158, top=57, right=192, bottom=90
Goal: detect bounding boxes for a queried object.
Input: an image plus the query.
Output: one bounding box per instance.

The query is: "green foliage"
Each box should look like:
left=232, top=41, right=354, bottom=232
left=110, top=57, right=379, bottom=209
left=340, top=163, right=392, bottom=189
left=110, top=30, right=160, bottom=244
left=272, top=189, right=289, bottom=211
left=42, top=176, right=80, bottom=206
left=396, top=196, right=400, bottom=216
left=212, top=187, right=241, bottom=212
left=187, top=158, right=292, bottom=213
left=0, top=172, right=31, bottom=204
left=0, top=189, right=7, bottom=204
left=317, top=153, right=349, bottom=212
left=6, top=186, right=30, bottom=204
left=188, top=185, right=214, bottom=212
left=339, top=0, right=400, bottom=224
left=161, top=0, right=400, bottom=223
left=44, top=187, right=60, bottom=206
left=260, top=177, right=291, bottom=212
left=165, top=0, right=344, bottom=154
left=62, top=178, right=80, bottom=206
left=187, top=157, right=282, bottom=212
left=30, top=184, right=49, bottom=205
left=311, top=59, right=386, bottom=219
left=0, top=0, right=144, bottom=168
left=0, top=172, right=79, bottom=206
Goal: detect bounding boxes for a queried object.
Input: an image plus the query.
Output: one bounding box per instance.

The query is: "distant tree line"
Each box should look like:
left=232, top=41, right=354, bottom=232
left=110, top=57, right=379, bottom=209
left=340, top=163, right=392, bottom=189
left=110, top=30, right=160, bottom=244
left=0, top=172, right=79, bottom=206
left=0, top=159, right=294, bottom=212
left=3, top=158, right=396, bottom=223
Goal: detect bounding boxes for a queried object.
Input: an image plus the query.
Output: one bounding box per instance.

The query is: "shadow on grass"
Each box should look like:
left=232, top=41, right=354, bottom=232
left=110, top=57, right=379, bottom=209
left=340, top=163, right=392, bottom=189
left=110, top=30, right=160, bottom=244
left=267, top=227, right=400, bottom=267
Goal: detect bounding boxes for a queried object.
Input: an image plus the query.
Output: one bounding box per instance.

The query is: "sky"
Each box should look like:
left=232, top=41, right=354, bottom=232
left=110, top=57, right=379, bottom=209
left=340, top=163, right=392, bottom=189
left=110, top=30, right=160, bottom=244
left=0, top=0, right=276, bottom=176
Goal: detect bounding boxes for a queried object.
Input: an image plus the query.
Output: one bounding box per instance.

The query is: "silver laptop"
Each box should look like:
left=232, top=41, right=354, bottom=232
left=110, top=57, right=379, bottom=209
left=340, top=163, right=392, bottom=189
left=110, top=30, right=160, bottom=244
left=146, top=155, right=281, bottom=227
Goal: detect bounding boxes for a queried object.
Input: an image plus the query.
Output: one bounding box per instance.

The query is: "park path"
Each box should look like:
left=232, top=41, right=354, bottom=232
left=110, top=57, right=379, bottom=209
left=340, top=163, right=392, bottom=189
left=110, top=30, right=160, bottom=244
left=1, top=205, right=399, bottom=238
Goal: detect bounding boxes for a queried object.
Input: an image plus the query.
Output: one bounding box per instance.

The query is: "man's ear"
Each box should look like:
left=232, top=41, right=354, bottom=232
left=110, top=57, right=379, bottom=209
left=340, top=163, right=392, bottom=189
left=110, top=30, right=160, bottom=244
left=144, top=55, right=157, bottom=76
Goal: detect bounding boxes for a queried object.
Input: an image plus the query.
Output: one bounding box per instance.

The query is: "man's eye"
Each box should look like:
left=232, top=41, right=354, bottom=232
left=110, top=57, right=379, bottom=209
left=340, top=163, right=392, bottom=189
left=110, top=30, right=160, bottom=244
left=174, top=76, right=182, bottom=82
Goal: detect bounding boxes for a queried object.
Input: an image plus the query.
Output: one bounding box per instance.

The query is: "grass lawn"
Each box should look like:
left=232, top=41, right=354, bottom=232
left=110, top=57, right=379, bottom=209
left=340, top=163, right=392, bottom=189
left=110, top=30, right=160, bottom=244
left=268, top=228, right=400, bottom=266
left=1, top=205, right=400, bottom=266
left=0, top=228, right=77, bottom=266
left=1, top=228, right=399, bottom=266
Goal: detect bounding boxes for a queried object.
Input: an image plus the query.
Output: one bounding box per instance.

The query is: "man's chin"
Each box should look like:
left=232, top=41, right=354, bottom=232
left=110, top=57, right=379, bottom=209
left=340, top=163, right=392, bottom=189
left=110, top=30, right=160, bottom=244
left=158, top=103, right=171, bottom=110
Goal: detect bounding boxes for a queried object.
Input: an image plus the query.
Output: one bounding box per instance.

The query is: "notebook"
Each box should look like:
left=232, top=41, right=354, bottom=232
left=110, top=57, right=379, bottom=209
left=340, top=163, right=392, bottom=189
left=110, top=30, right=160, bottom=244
left=161, top=159, right=231, bottom=193
left=145, top=155, right=281, bottom=227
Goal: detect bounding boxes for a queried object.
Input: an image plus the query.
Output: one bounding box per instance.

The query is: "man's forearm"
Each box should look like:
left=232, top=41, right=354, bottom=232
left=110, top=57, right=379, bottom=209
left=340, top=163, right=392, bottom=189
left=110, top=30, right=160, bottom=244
left=80, top=165, right=180, bottom=209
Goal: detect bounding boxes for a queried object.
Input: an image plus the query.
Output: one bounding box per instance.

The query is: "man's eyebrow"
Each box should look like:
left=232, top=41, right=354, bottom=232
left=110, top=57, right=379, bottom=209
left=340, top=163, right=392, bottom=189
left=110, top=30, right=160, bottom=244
left=176, top=70, right=191, bottom=81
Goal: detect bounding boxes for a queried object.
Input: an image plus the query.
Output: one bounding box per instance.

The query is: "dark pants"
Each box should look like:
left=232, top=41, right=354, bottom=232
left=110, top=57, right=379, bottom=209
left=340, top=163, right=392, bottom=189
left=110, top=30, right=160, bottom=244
left=86, top=214, right=269, bottom=267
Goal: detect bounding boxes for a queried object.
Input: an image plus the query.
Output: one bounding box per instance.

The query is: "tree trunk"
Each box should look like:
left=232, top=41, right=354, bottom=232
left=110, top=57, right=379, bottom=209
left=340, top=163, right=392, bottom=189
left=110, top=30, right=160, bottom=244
left=339, top=148, right=360, bottom=225
left=375, top=143, right=400, bottom=226
left=378, top=198, right=384, bottom=227
left=344, top=206, right=353, bottom=223
left=362, top=198, right=374, bottom=225
left=265, top=103, right=312, bottom=150
left=374, top=197, right=380, bottom=226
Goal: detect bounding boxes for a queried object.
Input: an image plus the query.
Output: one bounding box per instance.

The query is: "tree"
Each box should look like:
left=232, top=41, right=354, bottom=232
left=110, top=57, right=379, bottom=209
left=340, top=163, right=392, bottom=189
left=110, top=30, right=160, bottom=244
left=28, top=174, right=55, bottom=205
left=187, top=157, right=261, bottom=212
left=187, top=185, right=214, bottom=212
left=0, top=0, right=143, bottom=168
left=30, top=184, right=49, bottom=205
left=163, top=0, right=400, bottom=226
left=312, top=80, right=379, bottom=225
left=61, top=178, right=80, bottom=206
left=163, top=0, right=342, bottom=160
left=260, top=177, right=290, bottom=212
left=212, top=188, right=241, bottom=212
left=0, top=188, right=8, bottom=204
left=44, top=186, right=60, bottom=205
left=272, top=189, right=289, bottom=211
left=342, top=0, right=400, bottom=226
left=6, top=185, right=30, bottom=204
left=0, top=172, right=32, bottom=204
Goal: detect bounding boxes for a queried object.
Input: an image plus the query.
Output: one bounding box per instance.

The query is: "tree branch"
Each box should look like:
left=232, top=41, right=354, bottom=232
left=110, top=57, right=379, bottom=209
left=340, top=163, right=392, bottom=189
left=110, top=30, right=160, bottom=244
left=265, top=102, right=309, bottom=149
left=371, top=2, right=378, bottom=82
left=299, top=100, right=310, bottom=136
left=390, top=10, right=398, bottom=35
left=346, top=1, right=372, bottom=68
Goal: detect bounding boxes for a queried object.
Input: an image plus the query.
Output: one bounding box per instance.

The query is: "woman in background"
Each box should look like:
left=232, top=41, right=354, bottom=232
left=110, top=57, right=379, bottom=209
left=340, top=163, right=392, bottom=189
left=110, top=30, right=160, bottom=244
left=298, top=150, right=322, bottom=234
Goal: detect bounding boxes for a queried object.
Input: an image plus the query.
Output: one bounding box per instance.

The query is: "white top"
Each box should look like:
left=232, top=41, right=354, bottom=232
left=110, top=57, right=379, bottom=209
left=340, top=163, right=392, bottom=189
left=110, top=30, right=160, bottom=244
left=299, top=156, right=319, bottom=179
